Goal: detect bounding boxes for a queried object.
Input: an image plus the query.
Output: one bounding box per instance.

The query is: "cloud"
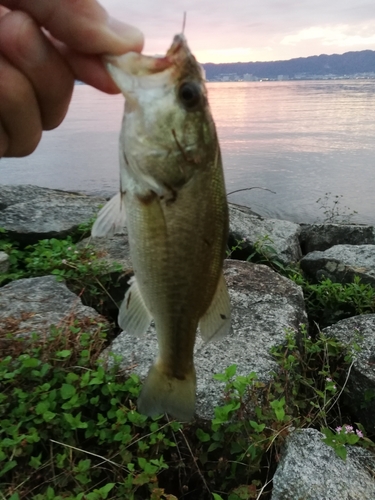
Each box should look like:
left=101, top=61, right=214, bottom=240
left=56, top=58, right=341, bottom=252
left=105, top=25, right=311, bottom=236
left=281, top=23, right=375, bottom=50
left=100, top=0, right=375, bottom=62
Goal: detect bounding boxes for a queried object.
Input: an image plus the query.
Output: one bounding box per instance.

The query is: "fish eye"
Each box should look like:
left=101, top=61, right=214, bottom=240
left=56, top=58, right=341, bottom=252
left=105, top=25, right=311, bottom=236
left=178, top=82, right=201, bottom=110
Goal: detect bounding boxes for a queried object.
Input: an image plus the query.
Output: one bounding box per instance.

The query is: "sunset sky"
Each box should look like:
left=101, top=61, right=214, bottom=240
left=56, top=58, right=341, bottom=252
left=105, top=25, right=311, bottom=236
left=100, top=0, right=375, bottom=63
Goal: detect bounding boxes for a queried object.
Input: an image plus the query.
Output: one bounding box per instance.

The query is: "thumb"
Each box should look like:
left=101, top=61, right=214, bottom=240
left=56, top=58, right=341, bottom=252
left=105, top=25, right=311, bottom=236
left=0, top=0, right=143, bottom=54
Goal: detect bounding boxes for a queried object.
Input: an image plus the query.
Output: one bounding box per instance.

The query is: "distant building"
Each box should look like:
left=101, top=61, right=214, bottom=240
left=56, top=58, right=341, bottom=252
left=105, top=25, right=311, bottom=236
left=243, top=73, right=259, bottom=81
left=277, top=75, right=289, bottom=81
left=216, top=73, right=240, bottom=82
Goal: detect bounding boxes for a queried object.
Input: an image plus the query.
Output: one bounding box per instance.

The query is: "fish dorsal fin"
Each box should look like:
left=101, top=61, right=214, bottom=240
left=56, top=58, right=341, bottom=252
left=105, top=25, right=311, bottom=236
left=199, top=273, right=231, bottom=342
left=91, top=192, right=126, bottom=237
left=118, top=277, right=153, bottom=335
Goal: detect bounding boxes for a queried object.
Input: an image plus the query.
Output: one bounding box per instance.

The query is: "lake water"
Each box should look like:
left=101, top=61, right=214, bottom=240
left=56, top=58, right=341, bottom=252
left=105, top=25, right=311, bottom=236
left=1, top=80, right=374, bottom=225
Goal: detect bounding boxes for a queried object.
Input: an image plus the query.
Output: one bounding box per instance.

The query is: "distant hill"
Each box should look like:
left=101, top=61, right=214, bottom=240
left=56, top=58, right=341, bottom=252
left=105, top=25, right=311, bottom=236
left=202, top=50, right=375, bottom=80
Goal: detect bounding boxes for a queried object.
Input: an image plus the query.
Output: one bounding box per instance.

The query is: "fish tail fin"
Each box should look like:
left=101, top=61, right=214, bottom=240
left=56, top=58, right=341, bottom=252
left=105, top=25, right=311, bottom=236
left=137, top=362, right=196, bottom=422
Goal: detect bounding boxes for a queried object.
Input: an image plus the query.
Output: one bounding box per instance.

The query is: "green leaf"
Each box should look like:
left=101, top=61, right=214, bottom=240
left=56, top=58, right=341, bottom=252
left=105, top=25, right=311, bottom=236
left=226, top=364, right=237, bottom=378
left=35, top=401, right=49, bottom=415
left=334, top=445, right=347, bottom=460
left=43, top=411, right=56, bottom=422
left=56, top=350, right=72, bottom=358
left=22, top=357, right=40, bottom=368
left=196, top=428, right=211, bottom=442
left=8, top=494, right=20, bottom=500
left=0, top=460, right=17, bottom=477
left=250, top=420, right=266, bottom=433
left=99, top=483, right=115, bottom=498
left=29, top=454, right=42, bottom=469
left=61, top=384, right=76, bottom=399
left=207, top=442, right=221, bottom=453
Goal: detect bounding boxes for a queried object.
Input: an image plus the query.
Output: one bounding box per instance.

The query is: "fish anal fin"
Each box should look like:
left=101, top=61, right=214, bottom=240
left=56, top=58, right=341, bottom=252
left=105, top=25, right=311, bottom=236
left=138, top=363, right=196, bottom=421
left=118, top=277, right=152, bottom=336
left=91, top=192, right=126, bottom=237
left=199, top=273, right=231, bottom=342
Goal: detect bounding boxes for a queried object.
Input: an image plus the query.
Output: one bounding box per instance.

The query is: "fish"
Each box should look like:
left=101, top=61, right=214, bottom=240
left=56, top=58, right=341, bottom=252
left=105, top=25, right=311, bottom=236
left=92, top=34, right=231, bottom=421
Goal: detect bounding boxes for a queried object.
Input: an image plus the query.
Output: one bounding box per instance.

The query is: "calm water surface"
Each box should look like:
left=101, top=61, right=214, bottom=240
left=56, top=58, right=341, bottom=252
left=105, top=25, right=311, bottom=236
left=1, top=81, right=374, bottom=224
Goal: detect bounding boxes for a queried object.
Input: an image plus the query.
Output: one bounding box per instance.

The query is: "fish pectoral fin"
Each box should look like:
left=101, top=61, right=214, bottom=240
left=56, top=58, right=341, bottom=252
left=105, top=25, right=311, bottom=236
left=91, top=192, right=126, bottom=237
left=199, top=273, right=231, bottom=342
left=118, top=277, right=153, bottom=335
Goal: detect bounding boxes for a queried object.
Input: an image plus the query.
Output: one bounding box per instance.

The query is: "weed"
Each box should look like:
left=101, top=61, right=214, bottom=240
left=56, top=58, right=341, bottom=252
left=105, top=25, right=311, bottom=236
left=0, top=325, right=180, bottom=499
left=297, top=275, right=375, bottom=328
left=321, top=423, right=373, bottom=460
left=0, top=319, right=373, bottom=499
left=0, top=231, right=122, bottom=313
left=226, top=239, right=246, bottom=259
left=315, top=192, right=358, bottom=224
left=246, top=235, right=287, bottom=274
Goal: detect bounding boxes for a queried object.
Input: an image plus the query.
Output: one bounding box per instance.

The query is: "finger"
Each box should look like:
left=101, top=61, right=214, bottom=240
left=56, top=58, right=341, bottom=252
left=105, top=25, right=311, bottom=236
left=50, top=40, right=120, bottom=94
left=0, top=54, right=42, bottom=157
left=0, top=10, right=74, bottom=130
left=0, top=0, right=144, bottom=55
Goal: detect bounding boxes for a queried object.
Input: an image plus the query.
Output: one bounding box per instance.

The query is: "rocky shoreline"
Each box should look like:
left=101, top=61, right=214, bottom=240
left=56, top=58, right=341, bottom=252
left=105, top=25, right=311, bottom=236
left=1, top=184, right=375, bottom=499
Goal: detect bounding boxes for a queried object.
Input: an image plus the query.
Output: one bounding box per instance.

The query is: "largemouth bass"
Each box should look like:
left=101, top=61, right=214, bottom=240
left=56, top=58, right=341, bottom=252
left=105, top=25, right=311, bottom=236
left=92, top=34, right=231, bottom=421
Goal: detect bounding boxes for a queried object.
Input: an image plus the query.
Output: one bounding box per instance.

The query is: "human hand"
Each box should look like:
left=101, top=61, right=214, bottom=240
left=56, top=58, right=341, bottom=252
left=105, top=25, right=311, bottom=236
left=0, top=0, right=143, bottom=157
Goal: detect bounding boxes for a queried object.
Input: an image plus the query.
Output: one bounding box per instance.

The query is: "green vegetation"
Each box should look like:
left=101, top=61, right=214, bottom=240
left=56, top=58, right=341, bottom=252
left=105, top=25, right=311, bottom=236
left=2, top=320, right=372, bottom=499
left=1, top=223, right=375, bottom=499
left=0, top=227, right=122, bottom=314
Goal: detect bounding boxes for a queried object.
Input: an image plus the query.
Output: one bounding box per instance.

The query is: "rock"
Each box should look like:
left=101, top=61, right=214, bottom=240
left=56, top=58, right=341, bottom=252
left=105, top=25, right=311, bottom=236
left=0, top=275, right=109, bottom=337
left=229, top=204, right=302, bottom=265
left=0, top=251, right=9, bottom=274
left=78, top=233, right=132, bottom=273
left=0, top=184, right=68, bottom=209
left=0, top=184, right=106, bottom=244
left=272, top=428, right=375, bottom=500
left=323, top=314, right=375, bottom=434
left=104, top=260, right=307, bottom=420
left=300, top=244, right=375, bottom=285
left=300, top=223, right=375, bottom=254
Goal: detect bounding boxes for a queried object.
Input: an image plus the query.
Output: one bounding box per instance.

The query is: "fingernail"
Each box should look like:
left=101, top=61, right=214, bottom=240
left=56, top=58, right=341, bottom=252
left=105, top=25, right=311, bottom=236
left=107, top=17, right=144, bottom=53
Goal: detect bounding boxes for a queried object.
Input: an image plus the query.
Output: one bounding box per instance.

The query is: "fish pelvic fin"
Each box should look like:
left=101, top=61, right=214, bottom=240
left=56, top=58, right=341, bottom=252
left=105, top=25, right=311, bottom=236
left=199, top=272, right=231, bottom=342
left=138, top=363, right=196, bottom=422
left=91, top=192, right=126, bottom=237
left=118, top=277, right=153, bottom=335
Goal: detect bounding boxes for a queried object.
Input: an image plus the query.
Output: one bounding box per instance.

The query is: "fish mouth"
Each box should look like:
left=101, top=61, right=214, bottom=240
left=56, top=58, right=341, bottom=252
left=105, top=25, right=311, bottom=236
left=104, top=34, right=190, bottom=77
left=103, top=34, right=200, bottom=96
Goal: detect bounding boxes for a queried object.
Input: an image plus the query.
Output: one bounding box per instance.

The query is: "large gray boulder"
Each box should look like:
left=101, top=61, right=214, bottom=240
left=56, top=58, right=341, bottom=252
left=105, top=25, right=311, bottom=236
left=0, top=184, right=105, bottom=244
left=104, top=260, right=307, bottom=420
left=300, top=244, right=375, bottom=286
left=272, top=428, right=375, bottom=500
left=0, top=275, right=109, bottom=337
left=229, top=204, right=302, bottom=265
left=300, top=223, right=375, bottom=254
left=323, top=314, right=375, bottom=434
